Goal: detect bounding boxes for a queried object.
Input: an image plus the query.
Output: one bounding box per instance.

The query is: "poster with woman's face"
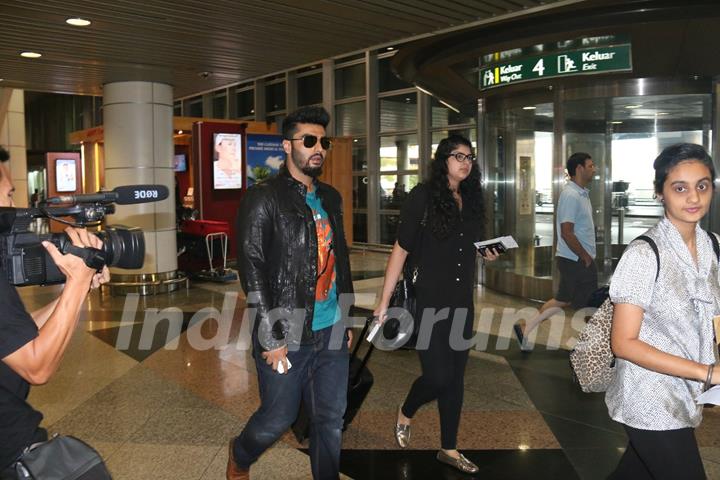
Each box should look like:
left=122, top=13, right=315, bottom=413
left=213, top=133, right=243, bottom=189
left=56, top=159, right=77, bottom=192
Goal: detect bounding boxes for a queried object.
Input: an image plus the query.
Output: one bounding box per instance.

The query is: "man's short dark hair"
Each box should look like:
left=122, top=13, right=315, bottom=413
left=282, top=106, right=330, bottom=140
left=0, top=147, right=9, bottom=163
left=566, top=152, right=592, bottom=177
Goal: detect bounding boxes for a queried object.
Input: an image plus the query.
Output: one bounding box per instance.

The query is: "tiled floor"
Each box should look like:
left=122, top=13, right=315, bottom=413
left=18, top=251, right=720, bottom=479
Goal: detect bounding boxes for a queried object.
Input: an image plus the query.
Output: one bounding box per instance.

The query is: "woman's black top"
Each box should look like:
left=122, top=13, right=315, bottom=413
left=397, top=183, right=483, bottom=310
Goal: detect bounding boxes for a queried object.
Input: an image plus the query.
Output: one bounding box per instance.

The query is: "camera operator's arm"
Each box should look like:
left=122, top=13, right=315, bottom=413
left=29, top=263, right=109, bottom=329
left=29, top=299, right=60, bottom=329
left=2, top=228, right=106, bottom=384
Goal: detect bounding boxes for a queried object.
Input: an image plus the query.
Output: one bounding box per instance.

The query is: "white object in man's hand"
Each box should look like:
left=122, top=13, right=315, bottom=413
left=261, top=346, right=290, bottom=374
left=277, top=358, right=292, bottom=374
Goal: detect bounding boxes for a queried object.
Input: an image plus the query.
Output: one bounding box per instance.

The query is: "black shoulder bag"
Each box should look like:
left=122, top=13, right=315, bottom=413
left=383, top=206, right=428, bottom=349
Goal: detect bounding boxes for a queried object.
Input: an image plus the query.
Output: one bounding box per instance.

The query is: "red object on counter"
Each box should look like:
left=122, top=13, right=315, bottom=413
left=180, top=219, right=230, bottom=237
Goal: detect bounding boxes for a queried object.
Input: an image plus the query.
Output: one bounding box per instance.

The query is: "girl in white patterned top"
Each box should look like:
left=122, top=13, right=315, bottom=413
left=607, top=143, right=720, bottom=479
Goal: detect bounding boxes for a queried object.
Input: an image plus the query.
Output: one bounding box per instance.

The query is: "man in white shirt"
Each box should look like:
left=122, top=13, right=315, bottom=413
left=514, top=152, right=597, bottom=349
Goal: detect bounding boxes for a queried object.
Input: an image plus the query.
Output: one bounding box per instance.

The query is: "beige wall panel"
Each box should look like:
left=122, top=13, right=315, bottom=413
left=104, top=103, right=154, bottom=169
left=8, top=89, right=24, bottom=113
left=152, top=104, right=173, bottom=168
left=0, top=117, right=8, bottom=145
left=152, top=83, right=174, bottom=107
left=104, top=81, right=153, bottom=105
left=8, top=146, right=25, bottom=167
left=7, top=112, right=25, bottom=148
left=154, top=229, right=178, bottom=273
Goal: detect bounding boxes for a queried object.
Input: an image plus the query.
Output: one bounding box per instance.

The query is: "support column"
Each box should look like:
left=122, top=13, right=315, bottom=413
left=365, top=51, right=380, bottom=243
left=0, top=88, right=28, bottom=207
left=103, top=81, right=178, bottom=294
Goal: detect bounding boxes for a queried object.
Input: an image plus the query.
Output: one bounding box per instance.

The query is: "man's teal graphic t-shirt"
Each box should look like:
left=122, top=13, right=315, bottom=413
left=306, top=185, right=340, bottom=331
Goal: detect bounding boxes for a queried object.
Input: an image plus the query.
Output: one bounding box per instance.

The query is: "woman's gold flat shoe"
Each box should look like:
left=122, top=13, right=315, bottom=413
left=394, top=405, right=411, bottom=448
left=436, top=450, right=479, bottom=474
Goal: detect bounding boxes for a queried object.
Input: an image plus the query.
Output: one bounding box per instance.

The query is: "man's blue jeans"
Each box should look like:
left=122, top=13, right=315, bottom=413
left=232, top=325, right=349, bottom=480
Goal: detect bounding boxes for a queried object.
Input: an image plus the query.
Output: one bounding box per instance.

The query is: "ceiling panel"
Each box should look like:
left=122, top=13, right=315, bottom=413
left=0, top=0, right=563, bottom=98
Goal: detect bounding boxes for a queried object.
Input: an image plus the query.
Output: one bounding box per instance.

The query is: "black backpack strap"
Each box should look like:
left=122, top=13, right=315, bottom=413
left=635, top=235, right=660, bottom=282
left=707, top=231, right=720, bottom=262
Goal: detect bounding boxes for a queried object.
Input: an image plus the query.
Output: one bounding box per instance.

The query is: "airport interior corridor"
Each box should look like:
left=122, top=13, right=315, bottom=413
left=22, top=251, right=720, bottom=480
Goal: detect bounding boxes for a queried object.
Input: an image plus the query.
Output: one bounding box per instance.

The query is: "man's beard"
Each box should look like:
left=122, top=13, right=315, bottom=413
left=292, top=150, right=323, bottom=177
left=302, top=165, right=322, bottom=177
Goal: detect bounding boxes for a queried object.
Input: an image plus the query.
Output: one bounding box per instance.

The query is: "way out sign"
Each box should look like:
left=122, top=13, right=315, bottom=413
left=479, top=44, right=632, bottom=90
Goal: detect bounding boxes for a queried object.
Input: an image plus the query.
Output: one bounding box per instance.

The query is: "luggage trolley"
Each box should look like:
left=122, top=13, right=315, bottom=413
left=199, top=231, right=238, bottom=282
left=179, top=219, right=238, bottom=283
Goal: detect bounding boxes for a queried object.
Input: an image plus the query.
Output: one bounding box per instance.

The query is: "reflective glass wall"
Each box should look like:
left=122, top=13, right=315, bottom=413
left=484, top=101, right=554, bottom=287
left=174, top=49, right=476, bottom=246
left=483, top=80, right=713, bottom=299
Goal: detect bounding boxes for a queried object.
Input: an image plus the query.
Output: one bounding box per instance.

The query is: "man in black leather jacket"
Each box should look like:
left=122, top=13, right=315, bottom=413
left=228, top=106, right=354, bottom=480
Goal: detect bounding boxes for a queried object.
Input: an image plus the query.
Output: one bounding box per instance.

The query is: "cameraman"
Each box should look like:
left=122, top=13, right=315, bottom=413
left=0, top=147, right=110, bottom=475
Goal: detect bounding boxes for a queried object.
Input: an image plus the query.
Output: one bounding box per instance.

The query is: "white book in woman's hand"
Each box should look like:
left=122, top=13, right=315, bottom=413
left=695, top=385, right=720, bottom=404
left=474, top=235, right=519, bottom=255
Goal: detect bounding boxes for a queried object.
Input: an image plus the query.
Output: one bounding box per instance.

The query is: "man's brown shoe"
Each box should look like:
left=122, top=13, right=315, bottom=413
left=226, top=441, right=249, bottom=480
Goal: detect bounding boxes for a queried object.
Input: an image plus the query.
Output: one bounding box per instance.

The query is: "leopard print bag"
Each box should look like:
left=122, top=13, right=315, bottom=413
left=569, top=297, right=615, bottom=393
left=569, top=235, right=659, bottom=394
left=569, top=232, right=719, bottom=393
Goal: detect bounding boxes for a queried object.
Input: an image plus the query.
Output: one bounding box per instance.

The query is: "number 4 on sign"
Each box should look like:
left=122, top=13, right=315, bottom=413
left=533, top=59, right=545, bottom=76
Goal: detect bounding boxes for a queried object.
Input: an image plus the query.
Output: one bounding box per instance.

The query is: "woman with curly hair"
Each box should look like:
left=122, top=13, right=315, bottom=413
left=374, top=134, right=497, bottom=474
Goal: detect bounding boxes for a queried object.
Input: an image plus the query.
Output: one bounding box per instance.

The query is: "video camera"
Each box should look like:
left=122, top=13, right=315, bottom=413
left=0, top=185, right=169, bottom=287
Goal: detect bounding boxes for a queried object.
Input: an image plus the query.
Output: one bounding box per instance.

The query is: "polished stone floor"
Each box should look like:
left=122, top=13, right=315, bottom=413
left=19, top=251, right=720, bottom=479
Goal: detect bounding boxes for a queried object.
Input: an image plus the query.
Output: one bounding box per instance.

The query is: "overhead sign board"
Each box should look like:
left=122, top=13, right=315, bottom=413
left=479, top=44, right=632, bottom=90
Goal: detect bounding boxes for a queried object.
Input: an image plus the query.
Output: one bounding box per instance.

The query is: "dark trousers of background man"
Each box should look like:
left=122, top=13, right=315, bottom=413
left=231, top=326, right=349, bottom=480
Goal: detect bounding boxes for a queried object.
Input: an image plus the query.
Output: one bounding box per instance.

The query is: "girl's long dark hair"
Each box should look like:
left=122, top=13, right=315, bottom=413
left=427, top=135, right=484, bottom=239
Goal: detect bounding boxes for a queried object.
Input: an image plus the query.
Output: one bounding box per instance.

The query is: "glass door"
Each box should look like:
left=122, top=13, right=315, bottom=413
left=564, top=93, right=712, bottom=280
left=484, top=101, right=554, bottom=280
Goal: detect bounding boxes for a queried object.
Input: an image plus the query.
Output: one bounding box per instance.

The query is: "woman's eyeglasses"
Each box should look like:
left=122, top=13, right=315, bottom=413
left=287, top=135, right=332, bottom=150
left=449, top=152, right=476, bottom=163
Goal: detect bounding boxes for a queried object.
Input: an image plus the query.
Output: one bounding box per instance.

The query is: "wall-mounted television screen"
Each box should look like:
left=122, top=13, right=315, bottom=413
left=55, top=158, right=77, bottom=192
left=213, top=133, right=243, bottom=189
left=173, top=154, right=187, bottom=172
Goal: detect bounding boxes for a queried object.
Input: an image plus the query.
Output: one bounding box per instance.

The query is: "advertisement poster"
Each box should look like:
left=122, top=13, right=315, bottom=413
left=55, top=158, right=77, bottom=192
left=213, top=133, right=243, bottom=189
left=246, top=134, right=285, bottom=187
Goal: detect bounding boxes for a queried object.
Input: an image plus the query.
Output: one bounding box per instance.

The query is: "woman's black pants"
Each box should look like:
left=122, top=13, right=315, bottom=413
left=609, top=424, right=706, bottom=479
left=401, top=309, right=471, bottom=450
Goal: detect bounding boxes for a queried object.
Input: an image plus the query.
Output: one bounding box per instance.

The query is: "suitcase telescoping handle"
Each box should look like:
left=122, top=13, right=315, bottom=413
left=350, top=316, right=376, bottom=384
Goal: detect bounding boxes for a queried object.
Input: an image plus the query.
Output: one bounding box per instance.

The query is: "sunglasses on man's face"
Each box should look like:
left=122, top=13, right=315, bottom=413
left=287, top=134, right=332, bottom=150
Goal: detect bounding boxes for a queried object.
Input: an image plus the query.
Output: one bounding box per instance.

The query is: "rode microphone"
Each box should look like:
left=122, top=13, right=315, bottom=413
left=46, top=185, right=169, bottom=205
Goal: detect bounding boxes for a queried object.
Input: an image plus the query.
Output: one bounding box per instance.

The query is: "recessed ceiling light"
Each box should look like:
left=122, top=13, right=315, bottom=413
left=66, top=17, right=91, bottom=26
left=625, top=104, right=642, bottom=109
left=611, top=121, right=623, bottom=124
left=386, top=47, right=395, bottom=51
left=20, top=52, right=42, bottom=58
left=522, top=106, right=537, bottom=110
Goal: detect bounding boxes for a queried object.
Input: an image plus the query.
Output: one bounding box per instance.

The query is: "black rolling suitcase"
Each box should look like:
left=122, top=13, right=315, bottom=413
left=292, top=317, right=376, bottom=442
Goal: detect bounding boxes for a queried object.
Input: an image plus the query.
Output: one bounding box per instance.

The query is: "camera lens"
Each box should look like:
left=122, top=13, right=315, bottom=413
left=96, top=225, right=145, bottom=269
